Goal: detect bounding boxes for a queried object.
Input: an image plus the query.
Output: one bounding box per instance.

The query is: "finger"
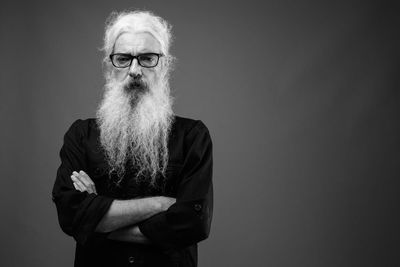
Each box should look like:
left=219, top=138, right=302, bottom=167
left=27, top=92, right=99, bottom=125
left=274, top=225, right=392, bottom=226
left=71, top=175, right=86, bottom=192
left=72, top=171, right=96, bottom=194
left=74, top=171, right=92, bottom=187
left=72, top=173, right=95, bottom=194
left=79, top=171, right=97, bottom=194
left=73, top=182, right=83, bottom=192
left=79, top=170, right=93, bottom=182
left=71, top=175, right=85, bottom=191
left=79, top=171, right=96, bottom=194
left=79, top=171, right=95, bottom=184
left=71, top=174, right=94, bottom=193
left=73, top=171, right=92, bottom=188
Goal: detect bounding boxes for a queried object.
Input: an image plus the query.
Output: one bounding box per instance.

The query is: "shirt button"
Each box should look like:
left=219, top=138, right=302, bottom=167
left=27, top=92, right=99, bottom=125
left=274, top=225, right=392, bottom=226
left=128, top=256, right=135, bottom=264
left=194, top=204, right=202, bottom=211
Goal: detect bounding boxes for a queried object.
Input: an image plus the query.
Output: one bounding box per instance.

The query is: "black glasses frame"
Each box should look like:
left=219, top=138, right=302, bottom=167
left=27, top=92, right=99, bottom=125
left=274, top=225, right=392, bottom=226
left=109, top=53, right=163, bottom=68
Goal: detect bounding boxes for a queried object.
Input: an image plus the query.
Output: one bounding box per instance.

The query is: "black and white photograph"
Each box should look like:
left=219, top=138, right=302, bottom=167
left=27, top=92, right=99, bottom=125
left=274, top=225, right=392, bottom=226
left=1, top=1, right=399, bottom=266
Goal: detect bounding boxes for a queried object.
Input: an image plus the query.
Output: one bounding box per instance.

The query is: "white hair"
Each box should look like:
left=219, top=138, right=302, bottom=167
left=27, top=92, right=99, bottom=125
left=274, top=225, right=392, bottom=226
left=96, top=75, right=173, bottom=187
left=96, top=10, right=175, bottom=187
left=102, top=10, right=173, bottom=66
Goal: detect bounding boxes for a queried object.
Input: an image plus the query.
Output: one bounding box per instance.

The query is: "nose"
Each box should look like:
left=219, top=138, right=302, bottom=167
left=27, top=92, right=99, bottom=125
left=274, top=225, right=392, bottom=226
left=128, top=58, right=142, bottom=78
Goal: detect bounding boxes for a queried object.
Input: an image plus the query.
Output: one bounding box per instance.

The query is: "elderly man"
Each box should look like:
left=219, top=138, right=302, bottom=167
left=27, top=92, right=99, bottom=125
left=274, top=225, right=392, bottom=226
left=52, top=10, right=213, bottom=267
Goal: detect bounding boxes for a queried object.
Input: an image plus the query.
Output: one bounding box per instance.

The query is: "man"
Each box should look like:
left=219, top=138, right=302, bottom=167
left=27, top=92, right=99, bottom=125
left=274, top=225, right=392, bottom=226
left=52, top=10, right=213, bottom=267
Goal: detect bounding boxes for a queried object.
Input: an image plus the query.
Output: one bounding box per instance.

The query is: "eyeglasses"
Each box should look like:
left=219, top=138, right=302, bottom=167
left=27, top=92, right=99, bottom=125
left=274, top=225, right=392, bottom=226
left=109, top=53, right=162, bottom=68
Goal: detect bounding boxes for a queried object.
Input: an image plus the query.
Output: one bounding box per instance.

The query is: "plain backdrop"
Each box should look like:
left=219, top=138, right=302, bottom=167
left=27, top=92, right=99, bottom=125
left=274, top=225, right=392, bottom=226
left=1, top=1, right=399, bottom=266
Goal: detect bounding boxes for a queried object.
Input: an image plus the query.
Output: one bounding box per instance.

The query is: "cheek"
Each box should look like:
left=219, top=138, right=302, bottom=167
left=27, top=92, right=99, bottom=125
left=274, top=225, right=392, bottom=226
left=143, top=69, right=159, bottom=83
left=112, top=69, right=128, bottom=81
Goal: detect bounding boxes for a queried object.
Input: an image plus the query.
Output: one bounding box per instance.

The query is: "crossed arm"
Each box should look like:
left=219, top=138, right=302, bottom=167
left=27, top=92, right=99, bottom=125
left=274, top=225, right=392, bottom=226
left=70, top=171, right=176, bottom=244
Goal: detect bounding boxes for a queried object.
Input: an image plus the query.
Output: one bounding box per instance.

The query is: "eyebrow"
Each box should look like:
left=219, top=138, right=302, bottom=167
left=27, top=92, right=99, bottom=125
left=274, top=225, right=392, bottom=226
left=112, top=52, right=159, bottom=56
left=112, top=50, right=160, bottom=55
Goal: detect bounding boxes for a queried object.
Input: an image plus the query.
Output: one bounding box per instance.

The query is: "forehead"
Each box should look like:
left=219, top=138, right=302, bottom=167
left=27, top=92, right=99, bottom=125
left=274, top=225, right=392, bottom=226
left=113, top=31, right=161, bottom=54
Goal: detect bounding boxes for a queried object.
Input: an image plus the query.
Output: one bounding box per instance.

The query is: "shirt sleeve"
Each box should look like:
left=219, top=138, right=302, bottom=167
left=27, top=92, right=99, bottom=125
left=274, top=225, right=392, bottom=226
left=52, top=119, right=114, bottom=245
left=138, top=120, right=213, bottom=249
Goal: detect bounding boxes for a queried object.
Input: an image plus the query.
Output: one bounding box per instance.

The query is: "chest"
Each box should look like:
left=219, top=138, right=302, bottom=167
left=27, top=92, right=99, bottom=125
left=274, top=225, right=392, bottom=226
left=82, top=136, right=183, bottom=199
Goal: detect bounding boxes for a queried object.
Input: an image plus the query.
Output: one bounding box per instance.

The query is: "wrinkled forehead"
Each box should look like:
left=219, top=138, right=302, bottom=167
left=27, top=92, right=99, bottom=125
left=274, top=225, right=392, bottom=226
left=112, top=17, right=166, bottom=51
left=113, top=31, right=162, bottom=53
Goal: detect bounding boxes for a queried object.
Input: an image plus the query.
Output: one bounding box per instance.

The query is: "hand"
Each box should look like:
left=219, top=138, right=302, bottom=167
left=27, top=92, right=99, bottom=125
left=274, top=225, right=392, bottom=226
left=156, top=196, right=176, bottom=211
left=70, top=170, right=97, bottom=195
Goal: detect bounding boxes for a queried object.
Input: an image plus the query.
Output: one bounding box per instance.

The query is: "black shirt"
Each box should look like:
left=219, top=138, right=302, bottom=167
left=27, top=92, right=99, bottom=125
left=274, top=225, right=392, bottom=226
left=52, top=116, right=213, bottom=267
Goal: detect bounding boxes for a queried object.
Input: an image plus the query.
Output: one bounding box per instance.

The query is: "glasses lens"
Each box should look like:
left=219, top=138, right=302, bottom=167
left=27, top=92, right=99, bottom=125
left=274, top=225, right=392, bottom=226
left=112, top=54, right=132, bottom=67
left=138, top=54, right=159, bottom=67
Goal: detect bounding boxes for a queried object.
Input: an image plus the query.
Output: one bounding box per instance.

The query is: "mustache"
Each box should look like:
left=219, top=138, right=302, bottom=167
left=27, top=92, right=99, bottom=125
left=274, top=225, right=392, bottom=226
left=124, top=77, right=148, bottom=91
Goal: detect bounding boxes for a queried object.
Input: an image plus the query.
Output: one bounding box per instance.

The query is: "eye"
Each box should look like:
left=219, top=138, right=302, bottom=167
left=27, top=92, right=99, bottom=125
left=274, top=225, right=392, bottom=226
left=115, top=55, right=131, bottom=64
left=139, top=54, right=156, bottom=63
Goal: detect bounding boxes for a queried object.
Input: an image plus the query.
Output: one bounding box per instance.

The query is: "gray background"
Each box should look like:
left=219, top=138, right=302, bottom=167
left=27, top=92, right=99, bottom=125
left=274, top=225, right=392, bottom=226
left=1, top=0, right=399, bottom=266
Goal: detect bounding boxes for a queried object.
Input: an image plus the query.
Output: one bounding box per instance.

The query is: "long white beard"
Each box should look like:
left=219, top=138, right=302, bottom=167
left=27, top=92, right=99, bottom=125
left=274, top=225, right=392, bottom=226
left=96, top=75, right=174, bottom=186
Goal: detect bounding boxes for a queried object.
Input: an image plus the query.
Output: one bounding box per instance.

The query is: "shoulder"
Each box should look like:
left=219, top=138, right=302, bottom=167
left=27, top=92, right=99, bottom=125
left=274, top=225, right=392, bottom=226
left=64, top=118, right=97, bottom=138
left=173, top=115, right=212, bottom=146
left=173, top=115, right=210, bottom=135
